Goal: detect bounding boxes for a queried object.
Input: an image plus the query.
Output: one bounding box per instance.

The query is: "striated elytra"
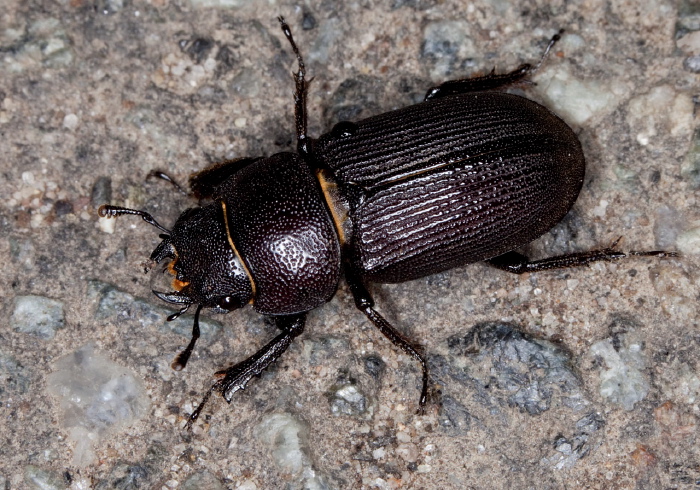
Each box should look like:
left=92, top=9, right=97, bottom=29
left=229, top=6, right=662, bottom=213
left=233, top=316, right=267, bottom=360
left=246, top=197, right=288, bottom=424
left=99, top=19, right=674, bottom=428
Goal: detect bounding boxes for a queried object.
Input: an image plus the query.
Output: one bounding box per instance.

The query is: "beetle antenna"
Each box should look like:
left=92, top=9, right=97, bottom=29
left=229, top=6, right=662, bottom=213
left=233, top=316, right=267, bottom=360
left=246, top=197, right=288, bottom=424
left=98, top=204, right=171, bottom=234
left=171, top=304, right=203, bottom=371
left=278, top=16, right=309, bottom=157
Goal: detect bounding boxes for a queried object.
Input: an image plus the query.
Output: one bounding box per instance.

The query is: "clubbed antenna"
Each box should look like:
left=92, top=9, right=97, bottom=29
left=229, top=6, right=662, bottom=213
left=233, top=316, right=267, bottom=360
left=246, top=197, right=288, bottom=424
left=98, top=204, right=171, bottom=234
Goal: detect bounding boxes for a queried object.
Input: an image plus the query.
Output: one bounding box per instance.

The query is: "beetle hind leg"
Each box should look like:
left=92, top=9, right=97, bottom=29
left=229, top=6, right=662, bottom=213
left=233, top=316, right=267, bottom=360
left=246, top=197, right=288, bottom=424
left=345, top=266, right=429, bottom=413
left=185, top=314, right=306, bottom=429
left=424, top=29, right=564, bottom=101
left=487, top=237, right=679, bottom=274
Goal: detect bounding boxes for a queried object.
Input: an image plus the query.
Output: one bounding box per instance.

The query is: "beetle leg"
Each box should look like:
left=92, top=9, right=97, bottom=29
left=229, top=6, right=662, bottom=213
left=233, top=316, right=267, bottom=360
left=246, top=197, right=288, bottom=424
left=487, top=237, right=679, bottom=274
left=186, top=313, right=306, bottom=429
left=146, top=159, right=261, bottom=200
left=187, top=157, right=259, bottom=199
left=278, top=16, right=310, bottom=157
left=345, top=266, right=429, bottom=413
left=424, top=29, right=564, bottom=101
left=146, top=170, right=188, bottom=195
left=171, top=304, right=202, bottom=371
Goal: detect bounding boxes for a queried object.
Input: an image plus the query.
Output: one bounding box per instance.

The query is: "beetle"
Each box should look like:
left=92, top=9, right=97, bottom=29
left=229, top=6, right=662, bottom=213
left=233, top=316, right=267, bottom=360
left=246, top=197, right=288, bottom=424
left=99, top=18, right=675, bottom=427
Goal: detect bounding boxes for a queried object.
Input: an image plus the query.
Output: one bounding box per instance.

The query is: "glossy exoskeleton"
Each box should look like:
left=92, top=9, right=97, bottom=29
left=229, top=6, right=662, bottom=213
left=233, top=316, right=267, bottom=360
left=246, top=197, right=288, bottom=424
left=99, top=18, right=675, bottom=428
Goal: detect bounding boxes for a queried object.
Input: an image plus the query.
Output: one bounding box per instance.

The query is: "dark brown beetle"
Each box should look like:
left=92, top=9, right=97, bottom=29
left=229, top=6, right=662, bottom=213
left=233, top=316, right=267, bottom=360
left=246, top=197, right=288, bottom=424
left=99, top=18, right=675, bottom=427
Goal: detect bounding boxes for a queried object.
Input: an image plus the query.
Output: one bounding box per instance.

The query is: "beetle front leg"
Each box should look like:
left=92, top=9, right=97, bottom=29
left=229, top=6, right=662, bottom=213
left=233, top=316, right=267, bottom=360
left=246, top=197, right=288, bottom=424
left=186, top=313, right=306, bottom=429
left=486, top=237, right=678, bottom=274
left=187, top=157, right=259, bottom=199
left=144, top=158, right=260, bottom=200
left=424, top=29, right=563, bottom=101
left=345, top=266, right=429, bottom=413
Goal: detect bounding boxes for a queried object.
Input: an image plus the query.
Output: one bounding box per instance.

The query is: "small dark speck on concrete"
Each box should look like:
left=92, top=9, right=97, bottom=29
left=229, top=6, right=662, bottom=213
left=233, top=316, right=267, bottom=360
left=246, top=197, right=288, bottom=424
left=302, top=11, right=317, bottom=30
left=363, top=354, right=385, bottom=379
left=369, top=434, right=396, bottom=448
left=53, top=199, right=73, bottom=216
left=650, top=169, right=661, bottom=184
left=215, top=45, right=238, bottom=71
left=183, top=37, right=214, bottom=63
left=91, top=176, right=112, bottom=208
left=683, top=55, right=700, bottom=73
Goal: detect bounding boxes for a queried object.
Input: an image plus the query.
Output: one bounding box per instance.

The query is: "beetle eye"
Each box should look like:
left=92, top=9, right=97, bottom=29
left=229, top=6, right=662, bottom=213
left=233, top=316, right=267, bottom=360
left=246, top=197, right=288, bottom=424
left=219, top=296, right=243, bottom=311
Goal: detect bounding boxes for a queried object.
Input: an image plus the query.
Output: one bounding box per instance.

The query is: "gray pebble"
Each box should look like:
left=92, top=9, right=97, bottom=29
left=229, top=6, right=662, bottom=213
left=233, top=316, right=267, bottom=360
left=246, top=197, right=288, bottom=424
left=12, top=295, right=65, bottom=340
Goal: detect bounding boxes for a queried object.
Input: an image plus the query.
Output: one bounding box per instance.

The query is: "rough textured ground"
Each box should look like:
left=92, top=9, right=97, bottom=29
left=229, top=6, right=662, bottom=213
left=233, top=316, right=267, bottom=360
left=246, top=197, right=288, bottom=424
left=2, top=0, right=699, bottom=488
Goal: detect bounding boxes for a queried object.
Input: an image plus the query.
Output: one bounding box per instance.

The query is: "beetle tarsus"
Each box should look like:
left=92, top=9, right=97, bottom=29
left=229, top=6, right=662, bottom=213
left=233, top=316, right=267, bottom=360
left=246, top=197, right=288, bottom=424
left=185, top=385, right=215, bottom=431
left=532, top=28, right=565, bottom=73
left=629, top=250, right=680, bottom=258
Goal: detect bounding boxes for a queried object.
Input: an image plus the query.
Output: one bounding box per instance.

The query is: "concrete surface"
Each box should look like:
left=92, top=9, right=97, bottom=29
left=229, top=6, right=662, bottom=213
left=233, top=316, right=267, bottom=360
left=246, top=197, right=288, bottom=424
left=2, top=0, right=699, bottom=488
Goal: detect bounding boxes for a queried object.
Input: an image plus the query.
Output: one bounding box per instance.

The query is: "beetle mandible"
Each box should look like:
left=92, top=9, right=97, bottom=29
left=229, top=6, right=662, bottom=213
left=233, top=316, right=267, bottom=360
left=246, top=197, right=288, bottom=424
left=99, top=17, right=676, bottom=428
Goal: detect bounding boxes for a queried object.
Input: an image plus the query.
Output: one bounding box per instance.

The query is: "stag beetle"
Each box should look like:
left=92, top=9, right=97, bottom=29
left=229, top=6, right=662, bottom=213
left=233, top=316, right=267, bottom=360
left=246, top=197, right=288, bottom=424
left=99, top=18, right=675, bottom=428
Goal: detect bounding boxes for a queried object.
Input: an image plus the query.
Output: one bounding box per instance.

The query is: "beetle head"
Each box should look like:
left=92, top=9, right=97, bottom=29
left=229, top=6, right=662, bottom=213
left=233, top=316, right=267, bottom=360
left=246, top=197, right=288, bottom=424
left=99, top=203, right=253, bottom=314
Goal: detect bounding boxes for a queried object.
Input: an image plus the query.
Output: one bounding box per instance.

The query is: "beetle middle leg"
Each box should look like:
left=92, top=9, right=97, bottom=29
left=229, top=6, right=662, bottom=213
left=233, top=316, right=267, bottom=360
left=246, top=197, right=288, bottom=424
left=186, top=313, right=306, bottom=429
left=424, top=29, right=564, bottom=101
left=278, top=16, right=310, bottom=157
left=345, top=265, right=429, bottom=413
left=486, top=237, right=679, bottom=274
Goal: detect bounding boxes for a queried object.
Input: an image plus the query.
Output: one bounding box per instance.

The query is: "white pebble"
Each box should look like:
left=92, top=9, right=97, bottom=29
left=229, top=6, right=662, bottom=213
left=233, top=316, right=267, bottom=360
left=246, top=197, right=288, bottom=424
left=98, top=216, right=116, bottom=234
left=63, top=113, right=79, bottom=130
